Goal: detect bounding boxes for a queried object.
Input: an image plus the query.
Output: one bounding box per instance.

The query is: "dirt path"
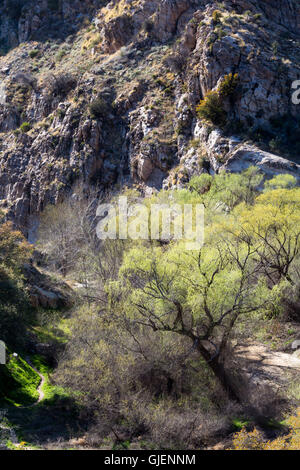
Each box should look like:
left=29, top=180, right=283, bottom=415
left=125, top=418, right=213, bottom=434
left=24, top=358, right=45, bottom=406
left=0, top=358, right=47, bottom=450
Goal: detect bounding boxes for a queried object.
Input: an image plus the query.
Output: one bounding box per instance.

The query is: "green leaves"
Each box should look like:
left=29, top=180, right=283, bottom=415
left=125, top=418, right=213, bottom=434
left=189, top=166, right=263, bottom=210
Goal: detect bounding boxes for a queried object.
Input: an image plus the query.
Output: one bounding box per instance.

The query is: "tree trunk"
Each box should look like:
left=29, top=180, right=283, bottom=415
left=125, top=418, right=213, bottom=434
left=196, top=342, right=240, bottom=402
left=208, top=356, right=240, bottom=402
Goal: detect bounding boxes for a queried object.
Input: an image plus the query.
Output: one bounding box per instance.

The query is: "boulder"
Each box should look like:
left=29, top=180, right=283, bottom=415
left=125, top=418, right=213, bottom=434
left=32, top=286, right=60, bottom=309
left=291, top=340, right=300, bottom=351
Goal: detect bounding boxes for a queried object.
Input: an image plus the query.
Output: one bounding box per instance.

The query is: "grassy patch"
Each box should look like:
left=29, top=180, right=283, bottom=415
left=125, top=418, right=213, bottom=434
left=30, top=354, right=69, bottom=404
left=0, top=355, right=40, bottom=406
left=2, top=354, right=78, bottom=447
left=32, top=324, right=69, bottom=345
left=232, top=417, right=251, bottom=431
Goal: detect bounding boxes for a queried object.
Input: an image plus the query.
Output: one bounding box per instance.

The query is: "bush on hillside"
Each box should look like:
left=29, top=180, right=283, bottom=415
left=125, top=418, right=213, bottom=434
left=196, top=91, right=226, bottom=126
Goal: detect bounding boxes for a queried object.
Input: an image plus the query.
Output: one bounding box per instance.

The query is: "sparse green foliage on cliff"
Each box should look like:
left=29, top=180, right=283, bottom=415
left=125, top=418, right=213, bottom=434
left=20, top=122, right=31, bottom=133
left=89, top=97, right=109, bottom=119
left=218, top=73, right=239, bottom=98
left=196, top=91, right=226, bottom=126
left=212, top=10, right=222, bottom=24
left=196, top=74, right=239, bottom=126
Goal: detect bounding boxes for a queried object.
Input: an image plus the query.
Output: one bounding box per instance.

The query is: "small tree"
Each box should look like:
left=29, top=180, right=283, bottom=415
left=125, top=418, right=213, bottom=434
left=235, top=187, right=300, bottom=286
left=37, top=201, right=81, bottom=277
left=111, top=232, right=272, bottom=401
left=189, top=167, right=263, bottom=209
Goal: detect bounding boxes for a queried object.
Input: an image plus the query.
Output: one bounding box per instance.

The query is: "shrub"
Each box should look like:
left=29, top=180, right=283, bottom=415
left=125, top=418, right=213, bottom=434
left=196, top=74, right=239, bottom=126
left=272, top=41, right=279, bottom=56
left=212, top=10, right=222, bottom=24
left=269, top=137, right=281, bottom=153
left=29, top=49, right=39, bottom=59
left=196, top=91, right=226, bottom=126
left=189, top=173, right=213, bottom=194
left=232, top=408, right=300, bottom=450
left=214, top=25, right=226, bottom=39
left=57, top=108, right=66, bottom=119
left=264, top=174, right=297, bottom=190
left=218, top=73, right=239, bottom=98
left=253, top=13, right=262, bottom=22
left=12, top=72, right=36, bottom=89
left=90, top=35, right=101, bottom=48
left=89, top=97, right=109, bottom=119
left=56, top=48, right=67, bottom=62
left=43, top=73, right=76, bottom=96
left=20, top=122, right=32, bottom=133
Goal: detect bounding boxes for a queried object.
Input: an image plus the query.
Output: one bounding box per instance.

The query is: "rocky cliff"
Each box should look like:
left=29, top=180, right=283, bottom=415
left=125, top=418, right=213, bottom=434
left=0, top=0, right=299, bottom=233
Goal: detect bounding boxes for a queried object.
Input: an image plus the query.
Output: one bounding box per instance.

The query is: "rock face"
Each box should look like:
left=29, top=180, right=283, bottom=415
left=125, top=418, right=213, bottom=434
left=194, top=2, right=300, bottom=123
left=229, top=342, right=300, bottom=410
left=97, top=0, right=193, bottom=53
left=0, top=0, right=102, bottom=52
left=164, top=128, right=300, bottom=189
left=23, top=262, right=72, bottom=309
left=30, top=286, right=64, bottom=309
left=292, top=340, right=300, bottom=351
left=0, top=0, right=299, bottom=232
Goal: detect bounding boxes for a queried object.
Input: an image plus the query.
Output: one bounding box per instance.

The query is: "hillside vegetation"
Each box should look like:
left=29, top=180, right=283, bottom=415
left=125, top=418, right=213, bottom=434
left=0, top=0, right=299, bottom=451
left=34, top=169, right=300, bottom=449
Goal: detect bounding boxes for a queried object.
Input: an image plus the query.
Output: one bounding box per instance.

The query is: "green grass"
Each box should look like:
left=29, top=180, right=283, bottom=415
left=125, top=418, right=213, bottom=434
left=29, top=354, right=69, bottom=404
left=0, top=355, right=40, bottom=406
left=32, top=320, right=70, bottom=345
left=232, top=417, right=250, bottom=431
left=265, top=418, right=287, bottom=430
left=20, top=122, right=32, bottom=133
left=1, top=353, right=78, bottom=448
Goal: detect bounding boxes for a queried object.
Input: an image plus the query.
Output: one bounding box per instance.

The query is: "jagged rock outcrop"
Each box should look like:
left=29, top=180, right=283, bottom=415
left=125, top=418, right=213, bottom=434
left=0, top=0, right=103, bottom=52
left=189, top=2, right=300, bottom=123
left=164, top=122, right=300, bottom=189
left=23, top=262, right=72, bottom=308
left=97, top=0, right=195, bottom=53
left=0, top=0, right=299, bottom=231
